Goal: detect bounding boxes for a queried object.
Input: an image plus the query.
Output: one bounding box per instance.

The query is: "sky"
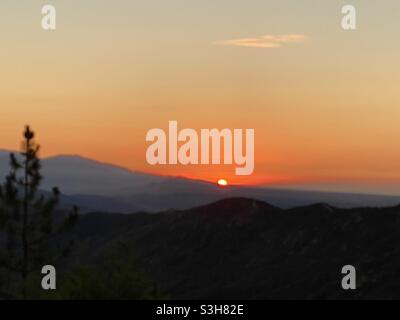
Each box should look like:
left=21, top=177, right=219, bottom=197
left=1, top=0, right=400, bottom=194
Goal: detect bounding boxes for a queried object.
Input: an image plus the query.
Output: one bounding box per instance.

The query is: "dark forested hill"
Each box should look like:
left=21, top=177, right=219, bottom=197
left=61, top=197, right=400, bottom=299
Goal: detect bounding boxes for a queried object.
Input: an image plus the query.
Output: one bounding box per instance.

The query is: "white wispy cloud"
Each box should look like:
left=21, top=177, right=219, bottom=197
left=217, top=34, right=307, bottom=49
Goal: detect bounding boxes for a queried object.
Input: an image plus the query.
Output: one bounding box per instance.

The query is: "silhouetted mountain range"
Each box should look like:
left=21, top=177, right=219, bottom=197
left=62, top=197, right=400, bottom=299
left=1, top=150, right=400, bottom=212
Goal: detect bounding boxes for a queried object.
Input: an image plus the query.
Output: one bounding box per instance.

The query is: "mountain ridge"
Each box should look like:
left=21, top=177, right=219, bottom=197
left=62, top=197, right=400, bottom=299
left=1, top=150, right=400, bottom=212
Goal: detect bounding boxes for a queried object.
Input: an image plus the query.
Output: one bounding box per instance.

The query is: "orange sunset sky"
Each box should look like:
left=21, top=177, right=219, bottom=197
left=1, top=1, right=400, bottom=194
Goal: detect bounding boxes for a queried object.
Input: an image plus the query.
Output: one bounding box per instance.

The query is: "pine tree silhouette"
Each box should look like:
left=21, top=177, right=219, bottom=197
left=0, top=126, right=78, bottom=299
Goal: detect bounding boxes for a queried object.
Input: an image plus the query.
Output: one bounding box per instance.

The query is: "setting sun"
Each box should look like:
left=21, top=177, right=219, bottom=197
left=217, top=179, right=228, bottom=187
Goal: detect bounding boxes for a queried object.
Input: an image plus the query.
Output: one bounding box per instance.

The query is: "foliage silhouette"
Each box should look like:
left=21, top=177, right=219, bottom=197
left=29, top=242, right=164, bottom=300
left=0, top=126, right=78, bottom=299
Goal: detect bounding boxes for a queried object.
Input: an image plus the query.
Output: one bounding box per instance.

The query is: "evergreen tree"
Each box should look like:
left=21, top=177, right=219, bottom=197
left=0, top=126, right=78, bottom=298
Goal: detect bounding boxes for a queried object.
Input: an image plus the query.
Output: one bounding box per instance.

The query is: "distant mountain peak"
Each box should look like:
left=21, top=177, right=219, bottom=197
left=0, top=149, right=14, bottom=156
left=45, top=154, right=131, bottom=169
left=189, top=198, right=280, bottom=223
left=44, top=154, right=169, bottom=178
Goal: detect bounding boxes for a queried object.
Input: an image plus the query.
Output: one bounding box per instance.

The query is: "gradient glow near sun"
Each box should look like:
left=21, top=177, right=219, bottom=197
left=217, top=179, right=228, bottom=187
